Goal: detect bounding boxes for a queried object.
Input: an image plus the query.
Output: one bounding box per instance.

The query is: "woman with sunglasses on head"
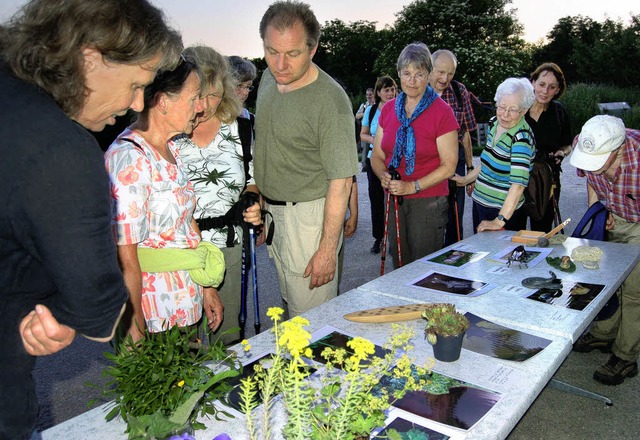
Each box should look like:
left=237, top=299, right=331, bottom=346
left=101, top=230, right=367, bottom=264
left=176, top=46, right=260, bottom=345
left=105, top=55, right=225, bottom=343
left=370, top=42, right=459, bottom=268
left=453, top=77, right=536, bottom=232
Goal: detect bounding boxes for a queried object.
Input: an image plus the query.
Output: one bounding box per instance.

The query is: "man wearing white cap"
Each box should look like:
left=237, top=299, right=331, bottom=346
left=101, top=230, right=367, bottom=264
left=571, top=115, right=640, bottom=385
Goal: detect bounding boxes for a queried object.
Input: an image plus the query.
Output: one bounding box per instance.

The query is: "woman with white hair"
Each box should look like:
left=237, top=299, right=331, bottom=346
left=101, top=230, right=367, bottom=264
left=453, top=77, right=536, bottom=232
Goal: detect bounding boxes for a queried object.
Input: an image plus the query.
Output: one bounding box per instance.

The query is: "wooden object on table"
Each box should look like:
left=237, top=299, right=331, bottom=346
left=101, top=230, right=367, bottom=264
left=343, top=303, right=431, bottom=323
left=512, top=230, right=546, bottom=245
left=512, top=218, right=572, bottom=246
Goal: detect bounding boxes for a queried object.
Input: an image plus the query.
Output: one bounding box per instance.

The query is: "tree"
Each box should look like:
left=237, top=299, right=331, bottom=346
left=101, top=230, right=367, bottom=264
left=533, top=14, right=640, bottom=88
left=314, top=19, right=386, bottom=103
left=374, top=0, right=529, bottom=102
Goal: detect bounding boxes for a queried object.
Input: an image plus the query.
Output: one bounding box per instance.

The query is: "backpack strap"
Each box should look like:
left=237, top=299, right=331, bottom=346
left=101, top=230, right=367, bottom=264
left=366, top=103, right=379, bottom=128
left=236, top=116, right=253, bottom=189
left=571, top=201, right=609, bottom=241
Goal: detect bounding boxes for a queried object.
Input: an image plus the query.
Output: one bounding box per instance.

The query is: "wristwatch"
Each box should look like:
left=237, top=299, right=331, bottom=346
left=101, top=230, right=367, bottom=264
left=414, top=180, right=422, bottom=194
left=467, top=165, right=475, bottom=171
left=497, top=214, right=507, bottom=223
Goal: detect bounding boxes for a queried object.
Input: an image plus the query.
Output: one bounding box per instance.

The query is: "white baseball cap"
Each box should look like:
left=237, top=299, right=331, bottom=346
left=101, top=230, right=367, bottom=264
left=570, top=115, right=626, bottom=171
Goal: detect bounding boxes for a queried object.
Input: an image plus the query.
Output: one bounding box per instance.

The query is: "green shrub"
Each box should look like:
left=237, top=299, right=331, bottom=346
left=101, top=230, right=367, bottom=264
left=561, top=84, right=640, bottom=134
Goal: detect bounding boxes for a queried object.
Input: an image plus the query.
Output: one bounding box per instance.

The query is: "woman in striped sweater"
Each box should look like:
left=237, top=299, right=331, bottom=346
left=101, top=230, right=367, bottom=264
left=452, top=77, right=535, bottom=232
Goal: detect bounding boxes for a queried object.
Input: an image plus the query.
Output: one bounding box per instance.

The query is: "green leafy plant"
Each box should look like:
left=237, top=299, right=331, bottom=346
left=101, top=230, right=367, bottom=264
left=100, top=326, right=239, bottom=439
left=238, top=307, right=432, bottom=440
left=421, top=303, right=469, bottom=345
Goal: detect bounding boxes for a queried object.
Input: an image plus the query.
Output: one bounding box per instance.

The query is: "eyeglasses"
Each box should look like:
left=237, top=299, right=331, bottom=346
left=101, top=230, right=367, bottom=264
left=399, top=71, right=427, bottom=83
left=237, top=85, right=255, bottom=91
left=496, top=106, right=522, bottom=116
left=201, top=93, right=223, bottom=100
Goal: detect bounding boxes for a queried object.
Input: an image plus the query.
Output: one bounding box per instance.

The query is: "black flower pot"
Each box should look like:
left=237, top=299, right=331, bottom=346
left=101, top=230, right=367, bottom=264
left=432, top=331, right=466, bottom=362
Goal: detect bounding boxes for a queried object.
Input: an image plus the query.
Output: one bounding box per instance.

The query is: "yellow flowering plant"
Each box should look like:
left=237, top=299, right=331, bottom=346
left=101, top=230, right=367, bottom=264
left=239, top=307, right=432, bottom=439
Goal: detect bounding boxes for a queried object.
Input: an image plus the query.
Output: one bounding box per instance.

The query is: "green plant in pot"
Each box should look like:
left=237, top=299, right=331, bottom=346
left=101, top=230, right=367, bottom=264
left=422, top=303, right=469, bottom=362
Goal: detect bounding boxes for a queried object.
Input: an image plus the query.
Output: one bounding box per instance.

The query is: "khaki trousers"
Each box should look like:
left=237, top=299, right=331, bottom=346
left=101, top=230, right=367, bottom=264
left=590, top=213, right=640, bottom=362
left=267, top=198, right=342, bottom=317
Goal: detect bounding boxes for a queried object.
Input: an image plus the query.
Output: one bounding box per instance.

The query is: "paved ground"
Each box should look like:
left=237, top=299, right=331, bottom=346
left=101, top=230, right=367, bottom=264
left=35, top=160, right=640, bottom=438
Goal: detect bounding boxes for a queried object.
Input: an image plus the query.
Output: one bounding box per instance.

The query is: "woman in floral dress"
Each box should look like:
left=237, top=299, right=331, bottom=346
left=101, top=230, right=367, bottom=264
left=105, top=55, right=223, bottom=342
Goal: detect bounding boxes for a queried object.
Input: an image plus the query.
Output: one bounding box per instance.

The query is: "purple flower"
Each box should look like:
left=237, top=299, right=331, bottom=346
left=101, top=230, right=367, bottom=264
left=167, top=434, right=195, bottom=440
left=213, top=434, right=232, bottom=440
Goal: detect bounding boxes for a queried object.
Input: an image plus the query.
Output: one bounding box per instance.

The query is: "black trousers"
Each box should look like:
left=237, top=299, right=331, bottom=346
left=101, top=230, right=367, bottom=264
left=365, top=157, right=385, bottom=240
left=444, top=159, right=466, bottom=246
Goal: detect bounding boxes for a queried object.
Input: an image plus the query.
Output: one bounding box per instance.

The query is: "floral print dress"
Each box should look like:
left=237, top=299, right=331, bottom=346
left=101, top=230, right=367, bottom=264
left=105, top=129, right=202, bottom=332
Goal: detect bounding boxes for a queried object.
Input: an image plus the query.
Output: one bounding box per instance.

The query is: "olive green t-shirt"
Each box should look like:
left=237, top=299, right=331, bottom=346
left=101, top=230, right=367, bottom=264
left=254, top=66, right=358, bottom=202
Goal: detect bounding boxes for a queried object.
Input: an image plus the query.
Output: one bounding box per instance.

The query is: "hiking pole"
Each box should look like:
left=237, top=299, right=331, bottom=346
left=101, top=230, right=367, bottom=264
left=448, top=179, right=461, bottom=242
left=552, top=190, right=563, bottom=233
left=249, top=225, right=261, bottom=335
left=380, top=189, right=391, bottom=276
left=238, top=192, right=261, bottom=338
left=389, top=167, right=403, bottom=268
left=239, top=230, right=248, bottom=341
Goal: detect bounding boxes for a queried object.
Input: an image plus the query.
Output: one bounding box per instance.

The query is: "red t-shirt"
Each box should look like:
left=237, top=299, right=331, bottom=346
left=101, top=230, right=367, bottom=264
left=379, top=97, right=459, bottom=199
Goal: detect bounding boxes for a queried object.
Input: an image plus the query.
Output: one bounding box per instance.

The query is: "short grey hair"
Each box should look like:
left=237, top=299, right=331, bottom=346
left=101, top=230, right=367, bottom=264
left=228, top=56, right=257, bottom=83
left=494, top=77, right=535, bottom=110
left=397, top=42, right=433, bottom=74
left=431, top=49, right=458, bottom=70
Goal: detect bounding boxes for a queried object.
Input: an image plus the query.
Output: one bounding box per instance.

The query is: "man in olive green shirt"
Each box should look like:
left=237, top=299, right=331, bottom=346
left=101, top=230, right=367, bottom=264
left=246, top=1, right=358, bottom=316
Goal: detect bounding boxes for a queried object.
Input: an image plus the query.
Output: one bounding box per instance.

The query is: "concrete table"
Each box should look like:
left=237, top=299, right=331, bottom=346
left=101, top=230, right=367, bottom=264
left=43, top=287, right=572, bottom=440
left=358, top=231, right=640, bottom=342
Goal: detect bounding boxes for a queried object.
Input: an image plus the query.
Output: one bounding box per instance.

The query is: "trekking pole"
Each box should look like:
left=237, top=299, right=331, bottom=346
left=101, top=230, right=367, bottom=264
left=249, top=226, right=261, bottom=335
left=239, top=232, right=248, bottom=341
left=449, top=179, right=461, bottom=242
left=380, top=190, right=391, bottom=276
left=389, top=167, right=403, bottom=268
left=552, top=190, right=563, bottom=233
left=238, top=192, right=261, bottom=338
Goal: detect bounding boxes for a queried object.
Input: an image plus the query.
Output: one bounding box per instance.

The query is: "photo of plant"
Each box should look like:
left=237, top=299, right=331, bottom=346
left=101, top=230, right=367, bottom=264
left=374, top=364, right=501, bottom=430
left=373, top=416, right=449, bottom=439
left=463, top=313, right=551, bottom=361
left=527, top=280, right=605, bottom=310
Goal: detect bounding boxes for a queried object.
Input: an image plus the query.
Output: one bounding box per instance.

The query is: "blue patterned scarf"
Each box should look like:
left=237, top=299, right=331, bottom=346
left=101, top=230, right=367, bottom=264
left=390, top=86, right=438, bottom=175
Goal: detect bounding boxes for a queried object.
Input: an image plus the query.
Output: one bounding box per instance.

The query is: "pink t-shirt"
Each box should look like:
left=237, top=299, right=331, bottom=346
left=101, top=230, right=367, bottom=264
left=379, top=97, right=459, bottom=199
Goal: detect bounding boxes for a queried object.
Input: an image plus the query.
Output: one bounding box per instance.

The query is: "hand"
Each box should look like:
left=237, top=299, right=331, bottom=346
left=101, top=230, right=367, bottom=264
left=122, top=313, right=146, bottom=344
left=203, top=287, right=224, bottom=331
left=344, top=215, right=357, bottom=238
left=242, top=202, right=262, bottom=226
left=19, top=304, right=76, bottom=356
left=605, top=212, right=615, bottom=231
left=477, top=218, right=505, bottom=232
left=450, top=173, right=466, bottom=187
left=466, top=181, right=475, bottom=197
left=303, top=248, right=337, bottom=289
left=387, top=179, right=408, bottom=196
left=551, top=150, right=565, bottom=165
